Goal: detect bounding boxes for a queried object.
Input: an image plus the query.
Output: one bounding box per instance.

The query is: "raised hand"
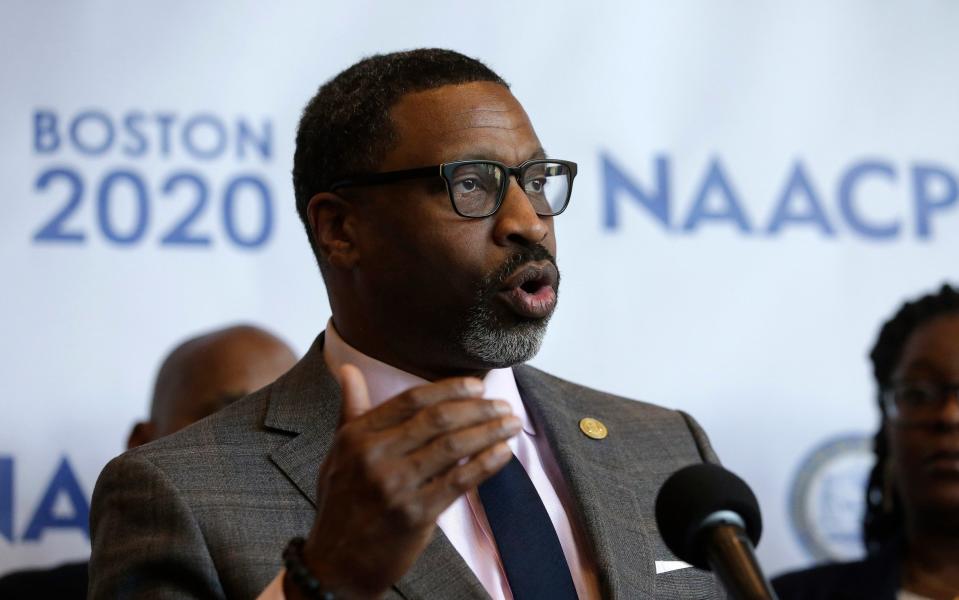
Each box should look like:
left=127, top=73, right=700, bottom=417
left=293, top=364, right=520, bottom=599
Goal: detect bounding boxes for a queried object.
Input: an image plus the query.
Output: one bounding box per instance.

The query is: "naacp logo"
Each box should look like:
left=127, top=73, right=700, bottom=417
left=789, top=434, right=874, bottom=562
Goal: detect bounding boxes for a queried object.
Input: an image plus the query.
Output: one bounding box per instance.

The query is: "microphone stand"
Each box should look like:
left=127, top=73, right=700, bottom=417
left=704, top=524, right=779, bottom=600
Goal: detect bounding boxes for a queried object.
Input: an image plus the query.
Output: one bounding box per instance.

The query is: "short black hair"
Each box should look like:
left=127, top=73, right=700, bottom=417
left=863, top=283, right=959, bottom=554
left=292, top=48, right=509, bottom=261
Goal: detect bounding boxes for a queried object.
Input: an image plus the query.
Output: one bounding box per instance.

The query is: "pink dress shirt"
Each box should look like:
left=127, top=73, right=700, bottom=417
left=259, top=323, right=599, bottom=599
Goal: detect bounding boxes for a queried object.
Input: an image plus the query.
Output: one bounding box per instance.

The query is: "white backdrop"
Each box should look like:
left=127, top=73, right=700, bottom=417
left=2, top=0, right=959, bottom=580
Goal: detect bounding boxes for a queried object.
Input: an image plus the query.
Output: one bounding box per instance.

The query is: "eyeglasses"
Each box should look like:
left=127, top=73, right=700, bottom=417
left=329, top=159, right=577, bottom=218
left=881, top=381, right=959, bottom=422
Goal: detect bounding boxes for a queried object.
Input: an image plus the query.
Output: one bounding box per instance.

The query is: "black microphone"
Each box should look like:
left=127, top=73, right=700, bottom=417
left=654, top=463, right=778, bottom=600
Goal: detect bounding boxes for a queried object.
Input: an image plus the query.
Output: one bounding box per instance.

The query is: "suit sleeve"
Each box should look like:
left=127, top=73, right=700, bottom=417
left=88, top=453, right=225, bottom=599
left=677, top=410, right=720, bottom=464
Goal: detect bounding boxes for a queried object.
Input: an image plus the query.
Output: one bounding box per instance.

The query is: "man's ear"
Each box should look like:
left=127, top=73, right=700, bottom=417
left=127, top=421, right=156, bottom=450
left=307, top=192, right=361, bottom=268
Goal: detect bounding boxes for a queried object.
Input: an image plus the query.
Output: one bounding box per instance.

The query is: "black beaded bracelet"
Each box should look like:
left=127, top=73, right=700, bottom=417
left=283, top=537, right=335, bottom=600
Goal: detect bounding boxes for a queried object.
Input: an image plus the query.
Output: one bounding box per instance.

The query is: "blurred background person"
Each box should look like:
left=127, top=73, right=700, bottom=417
left=127, top=324, right=299, bottom=448
left=0, top=324, right=298, bottom=598
left=774, top=284, right=959, bottom=600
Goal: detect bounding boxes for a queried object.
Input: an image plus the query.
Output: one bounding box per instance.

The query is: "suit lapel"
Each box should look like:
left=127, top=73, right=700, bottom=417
left=263, top=333, right=488, bottom=599
left=264, top=333, right=341, bottom=506
left=515, top=366, right=656, bottom=600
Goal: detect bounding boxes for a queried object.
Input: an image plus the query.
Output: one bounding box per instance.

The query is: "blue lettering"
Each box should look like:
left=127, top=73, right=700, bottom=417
left=913, top=163, right=958, bottom=239
left=223, top=175, right=273, bottom=248
left=682, top=158, right=752, bottom=233
left=0, top=457, right=11, bottom=542
left=767, top=161, right=835, bottom=236
left=182, top=113, right=227, bottom=160
left=22, top=457, right=89, bottom=541
left=69, top=110, right=114, bottom=156
left=122, top=112, right=148, bottom=157
left=33, top=110, right=60, bottom=154
left=155, top=112, right=177, bottom=158
left=33, top=168, right=86, bottom=243
left=601, top=153, right=670, bottom=230
left=97, top=170, right=149, bottom=245
left=237, top=119, right=272, bottom=161
left=838, top=161, right=899, bottom=240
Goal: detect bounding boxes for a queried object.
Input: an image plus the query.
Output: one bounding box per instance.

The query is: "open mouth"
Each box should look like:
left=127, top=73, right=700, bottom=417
left=497, top=261, right=559, bottom=319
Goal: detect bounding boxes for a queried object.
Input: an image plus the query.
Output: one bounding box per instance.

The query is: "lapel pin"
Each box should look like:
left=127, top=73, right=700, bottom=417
left=579, top=417, right=608, bottom=440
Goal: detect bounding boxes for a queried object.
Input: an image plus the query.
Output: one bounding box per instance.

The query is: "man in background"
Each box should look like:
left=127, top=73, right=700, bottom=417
left=127, top=324, right=299, bottom=448
left=0, top=324, right=298, bottom=598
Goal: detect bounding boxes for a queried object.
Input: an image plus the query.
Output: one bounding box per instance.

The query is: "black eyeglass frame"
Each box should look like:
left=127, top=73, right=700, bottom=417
left=329, top=158, right=578, bottom=218
left=881, top=380, right=959, bottom=421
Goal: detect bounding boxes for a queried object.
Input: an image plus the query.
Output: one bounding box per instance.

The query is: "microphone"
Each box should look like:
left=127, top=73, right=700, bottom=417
left=654, top=463, right=778, bottom=600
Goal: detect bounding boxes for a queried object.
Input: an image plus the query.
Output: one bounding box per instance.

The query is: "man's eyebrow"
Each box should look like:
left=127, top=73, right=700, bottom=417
left=451, top=147, right=549, bottom=163
left=529, top=147, right=548, bottom=160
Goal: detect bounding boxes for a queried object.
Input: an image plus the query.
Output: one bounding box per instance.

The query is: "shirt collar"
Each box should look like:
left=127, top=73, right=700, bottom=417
left=323, top=320, right=535, bottom=435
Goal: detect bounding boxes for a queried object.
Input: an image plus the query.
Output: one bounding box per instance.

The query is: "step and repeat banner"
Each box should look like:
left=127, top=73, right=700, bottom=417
left=2, top=0, right=958, bottom=579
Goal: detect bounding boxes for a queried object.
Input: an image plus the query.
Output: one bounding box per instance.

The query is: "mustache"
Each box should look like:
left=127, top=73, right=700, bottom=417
left=485, top=243, right=559, bottom=290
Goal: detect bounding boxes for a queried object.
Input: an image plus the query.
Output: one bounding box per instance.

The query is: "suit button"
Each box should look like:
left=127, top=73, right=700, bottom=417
left=579, top=417, right=608, bottom=440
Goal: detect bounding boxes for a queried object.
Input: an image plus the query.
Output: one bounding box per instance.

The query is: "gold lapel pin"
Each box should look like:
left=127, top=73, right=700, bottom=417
left=579, top=417, right=608, bottom=440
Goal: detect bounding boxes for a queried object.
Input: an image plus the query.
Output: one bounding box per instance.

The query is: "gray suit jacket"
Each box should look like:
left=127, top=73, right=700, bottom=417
left=89, top=334, right=724, bottom=599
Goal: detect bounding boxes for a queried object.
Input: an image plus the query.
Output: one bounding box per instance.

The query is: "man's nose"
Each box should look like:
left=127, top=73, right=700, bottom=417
left=491, top=178, right=549, bottom=247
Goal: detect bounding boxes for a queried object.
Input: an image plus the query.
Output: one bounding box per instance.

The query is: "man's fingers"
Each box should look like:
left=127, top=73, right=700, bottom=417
left=339, top=364, right=372, bottom=422
left=403, top=416, right=521, bottom=480
left=417, top=441, right=513, bottom=522
left=384, top=399, right=513, bottom=454
left=361, top=377, right=485, bottom=431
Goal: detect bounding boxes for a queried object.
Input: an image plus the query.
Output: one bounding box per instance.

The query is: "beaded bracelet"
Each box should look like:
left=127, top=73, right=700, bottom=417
left=283, top=537, right=336, bottom=600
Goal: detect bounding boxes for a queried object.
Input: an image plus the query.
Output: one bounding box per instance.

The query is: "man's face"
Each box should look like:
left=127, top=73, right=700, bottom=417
left=346, top=81, right=560, bottom=376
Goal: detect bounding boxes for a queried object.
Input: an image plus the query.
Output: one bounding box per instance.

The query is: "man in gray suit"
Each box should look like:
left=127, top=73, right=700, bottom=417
left=89, top=49, right=723, bottom=599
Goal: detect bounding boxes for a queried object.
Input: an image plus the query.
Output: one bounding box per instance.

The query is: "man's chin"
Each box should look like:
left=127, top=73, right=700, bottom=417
left=459, top=318, right=550, bottom=368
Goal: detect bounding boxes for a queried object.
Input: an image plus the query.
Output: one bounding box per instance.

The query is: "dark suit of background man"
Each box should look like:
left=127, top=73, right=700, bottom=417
left=0, top=324, right=297, bottom=599
left=89, top=49, right=725, bottom=599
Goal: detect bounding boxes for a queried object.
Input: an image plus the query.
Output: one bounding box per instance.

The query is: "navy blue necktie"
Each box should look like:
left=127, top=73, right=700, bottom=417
left=478, top=455, right=578, bottom=600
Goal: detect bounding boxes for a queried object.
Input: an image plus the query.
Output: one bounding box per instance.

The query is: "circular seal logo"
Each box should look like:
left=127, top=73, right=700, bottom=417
left=789, top=433, right=874, bottom=562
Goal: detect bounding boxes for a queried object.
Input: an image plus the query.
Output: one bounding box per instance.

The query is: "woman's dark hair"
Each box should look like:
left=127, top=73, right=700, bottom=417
left=863, top=283, right=959, bottom=553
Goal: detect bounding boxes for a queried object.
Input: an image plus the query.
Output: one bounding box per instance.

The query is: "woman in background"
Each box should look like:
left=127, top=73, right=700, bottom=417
left=774, top=284, right=959, bottom=600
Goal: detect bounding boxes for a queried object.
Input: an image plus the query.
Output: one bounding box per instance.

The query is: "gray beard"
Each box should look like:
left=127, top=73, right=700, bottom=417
left=457, top=293, right=554, bottom=368
left=455, top=244, right=559, bottom=368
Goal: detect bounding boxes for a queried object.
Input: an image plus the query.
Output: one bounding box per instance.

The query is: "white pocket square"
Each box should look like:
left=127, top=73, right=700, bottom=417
left=655, top=560, right=692, bottom=574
